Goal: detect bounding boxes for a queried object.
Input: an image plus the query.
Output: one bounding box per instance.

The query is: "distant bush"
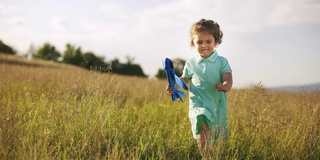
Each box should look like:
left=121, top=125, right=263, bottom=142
left=33, top=42, right=61, bottom=61
left=0, top=40, right=17, bottom=55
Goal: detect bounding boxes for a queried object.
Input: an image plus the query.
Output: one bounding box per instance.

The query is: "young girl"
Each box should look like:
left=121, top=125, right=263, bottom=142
left=166, top=19, right=233, bottom=157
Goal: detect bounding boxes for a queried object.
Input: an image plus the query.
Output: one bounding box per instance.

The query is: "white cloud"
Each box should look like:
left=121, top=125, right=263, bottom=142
left=3, top=17, right=25, bottom=26
left=0, top=3, right=22, bottom=14
left=266, top=0, right=320, bottom=27
left=99, top=4, right=130, bottom=20
left=50, top=17, right=67, bottom=32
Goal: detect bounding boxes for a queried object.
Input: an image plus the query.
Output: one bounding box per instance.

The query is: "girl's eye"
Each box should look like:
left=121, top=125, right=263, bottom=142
left=206, top=41, right=212, bottom=44
left=197, top=41, right=203, bottom=45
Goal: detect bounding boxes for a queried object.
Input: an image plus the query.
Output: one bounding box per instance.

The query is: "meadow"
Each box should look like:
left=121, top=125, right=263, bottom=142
left=0, top=54, right=319, bottom=159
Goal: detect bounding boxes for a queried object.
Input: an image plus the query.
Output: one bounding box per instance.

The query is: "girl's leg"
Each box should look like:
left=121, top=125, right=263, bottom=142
left=196, top=115, right=211, bottom=158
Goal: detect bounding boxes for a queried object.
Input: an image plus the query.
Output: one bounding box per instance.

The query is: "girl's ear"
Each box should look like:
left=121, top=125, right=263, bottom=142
left=190, top=40, right=195, bottom=47
left=214, top=41, right=218, bottom=47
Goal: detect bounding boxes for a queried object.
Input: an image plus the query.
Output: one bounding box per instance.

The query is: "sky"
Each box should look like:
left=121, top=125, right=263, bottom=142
left=1, top=0, right=320, bottom=88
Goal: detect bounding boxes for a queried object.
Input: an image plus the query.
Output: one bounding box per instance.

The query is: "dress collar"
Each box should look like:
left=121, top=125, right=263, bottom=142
left=196, top=50, right=219, bottom=63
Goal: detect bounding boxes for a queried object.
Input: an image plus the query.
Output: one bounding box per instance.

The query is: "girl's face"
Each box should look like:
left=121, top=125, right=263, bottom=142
left=192, top=32, right=217, bottom=58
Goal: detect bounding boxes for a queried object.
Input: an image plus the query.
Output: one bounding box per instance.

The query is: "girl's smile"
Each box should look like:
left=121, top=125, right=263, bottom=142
left=192, top=32, right=217, bottom=58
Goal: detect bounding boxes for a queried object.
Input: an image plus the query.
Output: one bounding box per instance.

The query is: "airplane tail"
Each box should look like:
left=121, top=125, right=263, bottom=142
left=172, top=89, right=186, bottom=102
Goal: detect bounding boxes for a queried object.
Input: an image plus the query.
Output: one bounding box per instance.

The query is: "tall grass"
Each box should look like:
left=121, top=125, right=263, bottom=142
left=0, top=54, right=319, bottom=159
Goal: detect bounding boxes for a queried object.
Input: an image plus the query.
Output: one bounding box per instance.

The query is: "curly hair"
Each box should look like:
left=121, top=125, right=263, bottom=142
left=189, top=19, right=223, bottom=47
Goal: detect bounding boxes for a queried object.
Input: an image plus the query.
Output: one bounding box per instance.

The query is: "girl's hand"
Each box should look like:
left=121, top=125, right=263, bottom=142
left=166, top=84, right=173, bottom=95
left=215, top=82, right=229, bottom=92
left=216, top=72, right=233, bottom=92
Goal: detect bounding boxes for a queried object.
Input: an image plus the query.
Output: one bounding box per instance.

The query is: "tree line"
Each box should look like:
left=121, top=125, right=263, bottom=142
left=0, top=40, right=185, bottom=79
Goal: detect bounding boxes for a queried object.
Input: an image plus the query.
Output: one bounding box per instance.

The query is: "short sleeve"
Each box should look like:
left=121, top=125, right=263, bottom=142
left=221, top=58, right=232, bottom=74
left=182, top=60, right=192, bottom=79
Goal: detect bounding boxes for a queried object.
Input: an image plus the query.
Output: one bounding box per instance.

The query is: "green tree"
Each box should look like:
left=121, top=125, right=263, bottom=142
left=126, top=64, right=146, bottom=77
left=34, top=42, right=61, bottom=61
left=110, top=57, right=147, bottom=77
left=0, top=40, right=16, bottom=54
left=156, top=69, right=166, bottom=79
left=63, top=43, right=83, bottom=66
left=82, top=52, right=105, bottom=71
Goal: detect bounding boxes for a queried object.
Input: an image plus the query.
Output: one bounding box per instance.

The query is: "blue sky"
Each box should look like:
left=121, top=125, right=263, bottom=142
left=1, top=0, right=320, bottom=88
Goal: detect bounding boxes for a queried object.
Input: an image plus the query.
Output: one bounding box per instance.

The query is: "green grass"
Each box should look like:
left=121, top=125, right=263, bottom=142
left=0, top=54, right=319, bottom=159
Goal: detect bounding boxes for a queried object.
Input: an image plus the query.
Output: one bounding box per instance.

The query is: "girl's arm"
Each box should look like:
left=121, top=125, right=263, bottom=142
left=215, top=72, right=233, bottom=92
left=166, top=76, right=189, bottom=95
left=180, top=76, right=189, bottom=85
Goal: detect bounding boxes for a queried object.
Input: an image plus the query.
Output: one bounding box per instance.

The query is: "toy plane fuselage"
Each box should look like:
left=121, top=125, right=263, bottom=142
left=163, top=58, right=188, bottom=102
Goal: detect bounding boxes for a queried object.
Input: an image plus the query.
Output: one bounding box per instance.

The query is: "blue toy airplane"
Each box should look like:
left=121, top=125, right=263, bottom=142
left=163, top=58, right=188, bottom=102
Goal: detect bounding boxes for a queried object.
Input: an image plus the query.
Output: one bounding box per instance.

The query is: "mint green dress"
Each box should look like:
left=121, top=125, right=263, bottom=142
left=182, top=50, right=232, bottom=142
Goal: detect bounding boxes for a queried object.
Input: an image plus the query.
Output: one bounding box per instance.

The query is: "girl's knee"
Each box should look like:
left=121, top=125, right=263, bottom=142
left=197, top=125, right=211, bottom=146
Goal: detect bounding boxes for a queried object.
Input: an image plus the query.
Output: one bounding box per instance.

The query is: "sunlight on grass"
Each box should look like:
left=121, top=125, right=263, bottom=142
left=0, top=54, right=319, bottom=159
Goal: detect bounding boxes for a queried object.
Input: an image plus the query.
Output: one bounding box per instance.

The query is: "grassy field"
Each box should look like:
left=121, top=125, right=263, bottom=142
left=0, top=54, right=319, bottom=159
